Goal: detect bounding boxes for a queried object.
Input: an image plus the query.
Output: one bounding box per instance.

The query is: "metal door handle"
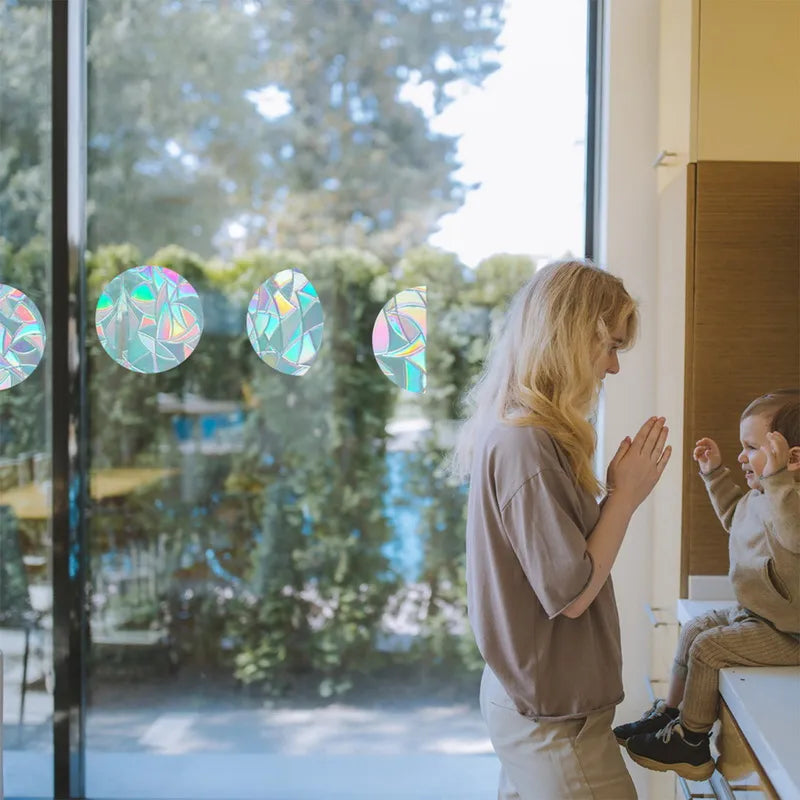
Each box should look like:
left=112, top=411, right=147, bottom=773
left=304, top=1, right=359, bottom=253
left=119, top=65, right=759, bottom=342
left=653, top=149, right=678, bottom=167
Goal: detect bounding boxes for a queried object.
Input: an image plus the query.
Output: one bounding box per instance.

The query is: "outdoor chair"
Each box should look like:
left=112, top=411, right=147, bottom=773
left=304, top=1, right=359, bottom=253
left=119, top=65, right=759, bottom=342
left=0, top=504, right=48, bottom=730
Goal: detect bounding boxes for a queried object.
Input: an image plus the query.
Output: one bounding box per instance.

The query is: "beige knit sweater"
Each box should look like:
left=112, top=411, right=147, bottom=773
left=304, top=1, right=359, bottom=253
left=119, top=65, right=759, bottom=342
left=701, top=466, right=800, bottom=634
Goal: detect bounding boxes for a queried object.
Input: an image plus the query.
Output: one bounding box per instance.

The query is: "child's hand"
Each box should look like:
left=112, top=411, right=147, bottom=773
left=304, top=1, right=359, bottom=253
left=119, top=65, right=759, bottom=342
left=693, top=437, right=722, bottom=474
left=760, top=431, right=790, bottom=478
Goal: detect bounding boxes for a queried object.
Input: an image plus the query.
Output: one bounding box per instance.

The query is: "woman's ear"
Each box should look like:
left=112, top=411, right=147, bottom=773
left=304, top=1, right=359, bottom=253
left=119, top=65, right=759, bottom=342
left=788, top=446, right=800, bottom=471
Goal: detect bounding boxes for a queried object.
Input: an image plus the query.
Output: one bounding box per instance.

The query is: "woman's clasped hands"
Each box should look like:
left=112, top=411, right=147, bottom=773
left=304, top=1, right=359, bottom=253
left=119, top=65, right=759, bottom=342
left=606, top=416, right=672, bottom=509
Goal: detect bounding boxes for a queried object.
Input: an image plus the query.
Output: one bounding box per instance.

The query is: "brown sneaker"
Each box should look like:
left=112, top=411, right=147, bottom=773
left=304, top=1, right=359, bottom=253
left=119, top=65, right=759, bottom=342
left=625, top=717, right=715, bottom=782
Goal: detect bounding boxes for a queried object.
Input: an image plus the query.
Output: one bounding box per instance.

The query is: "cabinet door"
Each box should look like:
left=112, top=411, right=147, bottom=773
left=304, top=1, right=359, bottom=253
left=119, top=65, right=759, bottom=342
left=682, top=162, right=800, bottom=585
left=717, top=702, right=780, bottom=799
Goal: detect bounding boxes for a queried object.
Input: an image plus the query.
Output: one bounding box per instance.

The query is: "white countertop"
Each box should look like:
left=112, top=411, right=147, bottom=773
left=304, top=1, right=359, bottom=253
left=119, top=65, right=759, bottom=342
left=677, top=599, right=800, bottom=799
left=675, top=599, right=738, bottom=626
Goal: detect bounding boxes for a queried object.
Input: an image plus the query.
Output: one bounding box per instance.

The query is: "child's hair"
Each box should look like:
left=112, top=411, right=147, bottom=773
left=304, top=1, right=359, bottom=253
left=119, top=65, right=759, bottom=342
left=449, top=258, right=638, bottom=495
left=742, top=389, right=800, bottom=447
left=769, top=400, right=800, bottom=448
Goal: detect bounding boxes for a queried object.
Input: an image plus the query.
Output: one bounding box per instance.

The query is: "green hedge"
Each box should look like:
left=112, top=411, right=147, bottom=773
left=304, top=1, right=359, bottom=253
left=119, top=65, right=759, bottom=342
left=0, top=241, right=537, bottom=695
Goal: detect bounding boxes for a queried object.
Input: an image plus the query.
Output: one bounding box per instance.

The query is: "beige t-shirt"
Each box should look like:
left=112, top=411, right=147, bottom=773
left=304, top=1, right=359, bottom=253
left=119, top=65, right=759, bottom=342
left=466, top=420, right=624, bottom=720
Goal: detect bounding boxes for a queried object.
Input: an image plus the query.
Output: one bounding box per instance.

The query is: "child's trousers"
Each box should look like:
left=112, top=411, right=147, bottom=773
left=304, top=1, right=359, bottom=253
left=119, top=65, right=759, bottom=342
left=675, top=605, right=800, bottom=732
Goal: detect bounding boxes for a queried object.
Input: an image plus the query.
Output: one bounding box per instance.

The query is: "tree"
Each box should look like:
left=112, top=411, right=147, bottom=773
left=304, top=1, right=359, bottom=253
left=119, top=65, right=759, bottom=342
left=0, top=0, right=515, bottom=693
left=0, top=236, right=49, bottom=457
left=397, top=250, right=536, bottom=681
left=0, top=0, right=51, bottom=249
left=250, top=0, right=504, bottom=259
left=226, top=247, right=401, bottom=694
left=1, top=0, right=504, bottom=260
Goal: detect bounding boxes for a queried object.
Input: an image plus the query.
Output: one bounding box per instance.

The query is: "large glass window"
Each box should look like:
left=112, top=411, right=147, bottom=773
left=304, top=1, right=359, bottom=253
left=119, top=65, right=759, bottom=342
left=2, top=1, right=593, bottom=797
left=0, top=1, right=54, bottom=797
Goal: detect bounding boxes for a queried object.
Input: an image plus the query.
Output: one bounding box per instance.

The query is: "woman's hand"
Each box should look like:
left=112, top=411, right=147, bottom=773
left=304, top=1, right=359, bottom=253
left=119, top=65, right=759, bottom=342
left=760, top=431, right=790, bottom=478
left=610, top=417, right=672, bottom=509
left=606, top=436, right=631, bottom=493
left=693, top=437, right=722, bottom=474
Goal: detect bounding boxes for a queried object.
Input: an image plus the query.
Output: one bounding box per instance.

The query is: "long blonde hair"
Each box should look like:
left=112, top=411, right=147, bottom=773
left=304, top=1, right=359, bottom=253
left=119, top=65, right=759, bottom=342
left=450, top=259, right=638, bottom=496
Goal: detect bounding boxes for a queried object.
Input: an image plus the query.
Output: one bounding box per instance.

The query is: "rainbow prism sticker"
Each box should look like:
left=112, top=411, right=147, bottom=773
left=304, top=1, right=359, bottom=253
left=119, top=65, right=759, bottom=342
left=372, top=286, right=426, bottom=393
left=246, top=269, right=324, bottom=376
left=0, top=284, right=47, bottom=390
left=96, top=265, right=204, bottom=373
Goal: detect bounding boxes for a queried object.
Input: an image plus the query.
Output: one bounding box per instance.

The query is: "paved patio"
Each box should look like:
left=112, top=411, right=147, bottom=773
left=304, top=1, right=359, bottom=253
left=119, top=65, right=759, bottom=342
left=5, top=697, right=500, bottom=799
left=2, top=627, right=500, bottom=799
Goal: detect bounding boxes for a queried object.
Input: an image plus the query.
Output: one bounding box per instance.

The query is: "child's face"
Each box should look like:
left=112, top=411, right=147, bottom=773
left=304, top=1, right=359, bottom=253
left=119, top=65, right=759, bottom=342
left=737, top=413, right=770, bottom=491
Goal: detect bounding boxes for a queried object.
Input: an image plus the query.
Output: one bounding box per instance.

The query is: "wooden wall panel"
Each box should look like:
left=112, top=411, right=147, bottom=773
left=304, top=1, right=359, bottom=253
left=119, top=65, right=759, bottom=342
left=683, top=161, right=800, bottom=582
left=681, top=163, right=697, bottom=597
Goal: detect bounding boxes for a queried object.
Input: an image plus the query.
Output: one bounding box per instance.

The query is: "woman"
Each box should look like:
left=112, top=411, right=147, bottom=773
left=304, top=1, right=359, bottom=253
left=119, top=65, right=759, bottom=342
left=451, top=259, right=671, bottom=799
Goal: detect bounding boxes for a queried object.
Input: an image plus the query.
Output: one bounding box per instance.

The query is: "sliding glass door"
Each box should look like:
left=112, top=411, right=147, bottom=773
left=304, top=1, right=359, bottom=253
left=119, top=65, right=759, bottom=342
left=1, top=1, right=597, bottom=797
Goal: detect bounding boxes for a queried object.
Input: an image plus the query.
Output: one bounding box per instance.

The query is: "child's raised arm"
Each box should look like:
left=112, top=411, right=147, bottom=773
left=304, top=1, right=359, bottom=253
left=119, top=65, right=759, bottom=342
left=760, top=431, right=800, bottom=554
left=696, top=437, right=742, bottom=532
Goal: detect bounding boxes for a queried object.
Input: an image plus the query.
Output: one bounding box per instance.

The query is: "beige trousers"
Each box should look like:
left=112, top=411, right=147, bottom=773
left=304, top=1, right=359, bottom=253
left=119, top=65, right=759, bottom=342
left=479, top=666, right=637, bottom=800
left=674, top=605, right=800, bottom=732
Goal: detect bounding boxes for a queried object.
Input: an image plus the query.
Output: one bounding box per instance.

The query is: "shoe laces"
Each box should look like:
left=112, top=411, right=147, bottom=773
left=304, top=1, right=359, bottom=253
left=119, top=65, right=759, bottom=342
left=655, top=717, right=681, bottom=743
left=641, top=699, right=666, bottom=721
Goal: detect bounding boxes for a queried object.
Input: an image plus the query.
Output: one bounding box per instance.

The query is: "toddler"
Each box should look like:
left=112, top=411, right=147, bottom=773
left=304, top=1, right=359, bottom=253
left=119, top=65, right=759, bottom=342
left=613, top=389, right=800, bottom=781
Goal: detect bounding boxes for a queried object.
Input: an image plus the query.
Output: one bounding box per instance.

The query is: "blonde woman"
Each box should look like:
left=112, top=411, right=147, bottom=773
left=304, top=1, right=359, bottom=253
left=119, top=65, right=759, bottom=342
left=452, top=260, right=671, bottom=799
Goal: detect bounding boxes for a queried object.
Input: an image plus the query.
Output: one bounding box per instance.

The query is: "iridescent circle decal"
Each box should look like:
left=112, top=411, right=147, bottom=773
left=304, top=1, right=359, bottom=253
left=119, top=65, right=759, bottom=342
left=95, top=265, right=204, bottom=373
left=246, top=269, right=324, bottom=376
left=0, top=284, right=47, bottom=391
left=372, top=286, right=426, bottom=394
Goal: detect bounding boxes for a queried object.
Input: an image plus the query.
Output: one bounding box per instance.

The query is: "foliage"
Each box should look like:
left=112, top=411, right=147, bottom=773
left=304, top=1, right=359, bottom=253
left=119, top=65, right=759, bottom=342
left=226, top=247, right=400, bottom=693
left=0, top=236, right=49, bottom=457
left=0, top=0, right=544, bottom=697
left=2, top=0, right=503, bottom=259
left=395, top=251, right=536, bottom=678
left=0, top=226, right=539, bottom=695
left=0, top=1, right=51, bottom=248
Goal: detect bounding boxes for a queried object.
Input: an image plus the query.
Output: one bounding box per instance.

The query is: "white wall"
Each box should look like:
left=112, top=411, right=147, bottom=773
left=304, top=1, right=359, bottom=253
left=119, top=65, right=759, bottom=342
left=597, top=1, right=676, bottom=798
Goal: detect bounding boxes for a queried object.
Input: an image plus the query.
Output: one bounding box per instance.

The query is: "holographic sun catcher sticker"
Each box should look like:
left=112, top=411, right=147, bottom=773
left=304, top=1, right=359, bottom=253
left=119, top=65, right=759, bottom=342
left=0, top=284, right=47, bottom=391
left=95, top=265, right=204, bottom=373
left=246, top=269, right=324, bottom=376
left=372, top=286, right=426, bottom=394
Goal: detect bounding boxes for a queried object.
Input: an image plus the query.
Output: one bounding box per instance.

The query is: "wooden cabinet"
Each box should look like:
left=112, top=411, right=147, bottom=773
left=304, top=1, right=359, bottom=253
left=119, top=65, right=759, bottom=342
left=656, top=0, right=800, bottom=591
left=715, top=701, right=780, bottom=799
left=680, top=161, right=800, bottom=591
left=671, top=701, right=781, bottom=799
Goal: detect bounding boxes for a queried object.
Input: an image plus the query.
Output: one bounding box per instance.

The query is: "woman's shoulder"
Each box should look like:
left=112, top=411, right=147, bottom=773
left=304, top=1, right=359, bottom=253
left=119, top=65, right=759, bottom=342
left=482, top=419, right=564, bottom=477
left=486, top=418, right=554, bottom=447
